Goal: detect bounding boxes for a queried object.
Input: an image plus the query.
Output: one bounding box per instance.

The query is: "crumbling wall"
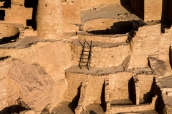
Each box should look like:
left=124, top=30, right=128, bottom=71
left=109, top=72, right=133, bottom=100
left=64, top=72, right=107, bottom=105
left=144, top=0, right=162, bottom=21
left=128, top=24, right=162, bottom=69
left=130, top=0, right=144, bottom=19
left=137, top=74, right=154, bottom=103
left=0, top=41, right=72, bottom=112
left=0, top=24, right=19, bottom=38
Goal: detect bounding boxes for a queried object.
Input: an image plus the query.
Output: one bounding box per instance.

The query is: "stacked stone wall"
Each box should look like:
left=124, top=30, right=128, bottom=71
left=144, top=0, right=162, bottom=21
left=137, top=74, right=154, bottom=102
left=5, top=5, right=32, bottom=26
left=64, top=72, right=107, bottom=105
left=109, top=72, right=133, bottom=101
left=71, top=43, right=131, bottom=68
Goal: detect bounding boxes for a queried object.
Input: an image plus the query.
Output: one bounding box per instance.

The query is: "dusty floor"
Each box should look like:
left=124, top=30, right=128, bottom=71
left=81, top=4, right=141, bottom=23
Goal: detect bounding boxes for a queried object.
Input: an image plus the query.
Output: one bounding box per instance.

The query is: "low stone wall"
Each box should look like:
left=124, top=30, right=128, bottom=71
left=64, top=72, right=108, bottom=105
left=110, top=95, right=157, bottom=113
left=71, top=43, right=131, bottom=68
left=75, top=82, right=88, bottom=114
left=0, top=24, right=19, bottom=38
left=78, top=33, right=128, bottom=43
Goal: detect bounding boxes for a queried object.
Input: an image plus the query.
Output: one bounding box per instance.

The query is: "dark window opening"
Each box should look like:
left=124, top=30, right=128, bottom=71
left=0, top=0, right=11, bottom=8
left=24, top=0, right=38, bottom=30
left=24, top=0, right=38, bottom=8
left=0, top=10, right=5, bottom=20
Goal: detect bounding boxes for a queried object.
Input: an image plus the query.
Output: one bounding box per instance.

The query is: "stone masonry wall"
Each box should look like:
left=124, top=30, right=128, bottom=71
left=71, top=43, right=131, bottom=68
left=144, top=0, right=162, bottom=21
left=109, top=72, right=133, bottom=101
left=64, top=72, right=107, bottom=105
left=110, top=96, right=157, bottom=113
left=4, top=5, right=32, bottom=26
left=36, top=0, right=63, bottom=39
left=80, top=0, right=120, bottom=11
left=137, top=74, right=154, bottom=103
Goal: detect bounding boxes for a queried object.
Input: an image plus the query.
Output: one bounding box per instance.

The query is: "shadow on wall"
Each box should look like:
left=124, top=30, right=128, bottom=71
left=0, top=105, right=28, bottom=114
left=0, top=32, right=19, bottom=44
left=128, top=77, right=135, bottom=104
left=120, top=0, right=144, bottom=20
left=68, top=85, right=81, bottom=112
left=24, top=0, right=38, bottom=30
left=88, top=21, right=133, bottom=35
left=100, top=82, right=106, bottom=112
left=169, top=46, right=172, bottom=68
left=120, top=0, right=134, bottom=14
left=149, top=78, right=164, bottom=114
left=161, top=0, right=171, bottom=33
left=89, top=110, right=96, bottom=114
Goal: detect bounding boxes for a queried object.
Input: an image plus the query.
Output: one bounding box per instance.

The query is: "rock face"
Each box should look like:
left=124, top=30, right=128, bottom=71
left=7, top=59, right=58, bottom=113
left=148, top=56, right=172, bottom=77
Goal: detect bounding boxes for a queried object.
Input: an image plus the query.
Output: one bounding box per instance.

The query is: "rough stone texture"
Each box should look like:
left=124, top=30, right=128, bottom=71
left=0, top=0, right=172, bottom=114
left=164, top=104, right=172, bottom=114
left=148, top=56, right=172, bottom=77
left=64, top=72, right=107, bottom=105
left=80, top=0, right=120, bottom=11
left=109, top=72, right=133, bottom=101
left=7, top=59, right=57, bottom=113
left=5, top=5, right=32, bottom=26
left=128, top=24, right=172, bottom=69
left=81, top=19, right=119, bottom=32
left=20, top=110, right=35, bottom=114
left=71, top=42, right=131, bottom=68
left=37, top=0, right=63, bottom=39
left=144, top=0, right=162, bottom=21
left=62, top=2, right=80, bottom=34
left=78, top=33, right=128, bottom=43
left=137, top=74, right=154, bottom=103
left=0, top=40, right=71, bottom=113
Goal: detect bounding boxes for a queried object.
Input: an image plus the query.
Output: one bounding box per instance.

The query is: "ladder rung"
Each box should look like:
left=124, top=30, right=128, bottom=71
left=80, top=61, right=88, bottom=63
left=80, top=64, right=87, bottom=66
left=81, top=58, right=88, bottom=59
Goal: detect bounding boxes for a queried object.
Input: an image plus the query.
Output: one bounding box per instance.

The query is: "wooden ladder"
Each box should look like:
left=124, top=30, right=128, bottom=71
left=78, top=40, right=92, bottom=70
